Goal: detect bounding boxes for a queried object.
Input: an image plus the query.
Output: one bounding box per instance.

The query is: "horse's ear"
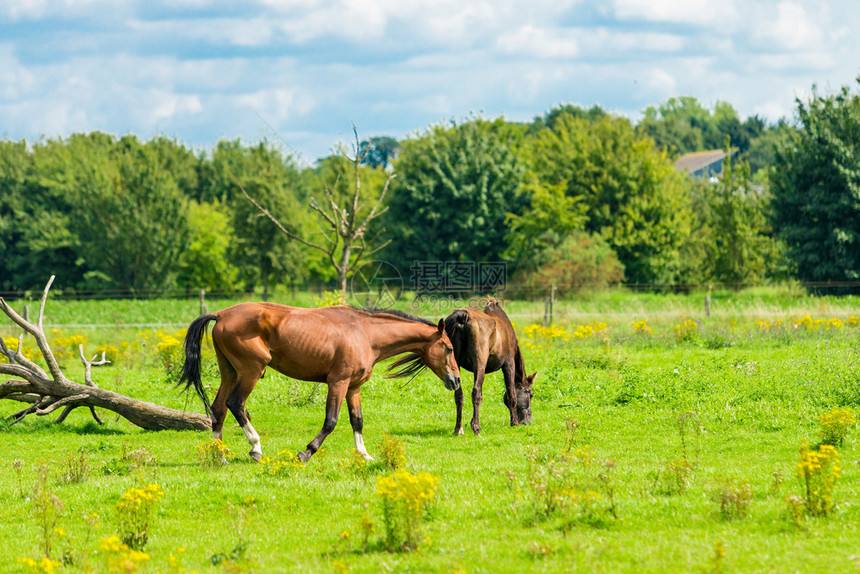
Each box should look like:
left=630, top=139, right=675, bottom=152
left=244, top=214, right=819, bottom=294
left=437, top=318, right=445, bottom=334
left=526, top=372, right=537, bottom=387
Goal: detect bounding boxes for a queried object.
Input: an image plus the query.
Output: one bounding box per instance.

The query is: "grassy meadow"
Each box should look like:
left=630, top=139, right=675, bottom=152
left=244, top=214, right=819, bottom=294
left=1, top=287, right=859, bottom=573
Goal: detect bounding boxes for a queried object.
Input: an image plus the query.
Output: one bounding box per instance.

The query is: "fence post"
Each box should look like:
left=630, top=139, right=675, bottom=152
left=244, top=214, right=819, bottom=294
left=199, top=289, right=207, bottom=316
left=543, top=295, right=549, bottom=326
left=543, top=285, right=556, bottom=326
left=22, top=305, right=29, bottom=323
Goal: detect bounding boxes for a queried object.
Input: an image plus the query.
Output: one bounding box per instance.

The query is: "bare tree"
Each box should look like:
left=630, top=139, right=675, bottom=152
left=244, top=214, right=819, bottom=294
left=238, top=127, right=393, bottom=299
left=0, top=277, right=211, bottom=431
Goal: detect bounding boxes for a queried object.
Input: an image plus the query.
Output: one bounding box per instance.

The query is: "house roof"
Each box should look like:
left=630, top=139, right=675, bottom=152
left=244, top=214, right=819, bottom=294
left=673, top=149, right=727, bottom=174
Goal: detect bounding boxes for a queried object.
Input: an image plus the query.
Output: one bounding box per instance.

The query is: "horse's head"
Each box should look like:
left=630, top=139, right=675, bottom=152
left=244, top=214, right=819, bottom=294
left=504, top=372, right=536, bottom=425
left=424, top=318, right=461, bottom=391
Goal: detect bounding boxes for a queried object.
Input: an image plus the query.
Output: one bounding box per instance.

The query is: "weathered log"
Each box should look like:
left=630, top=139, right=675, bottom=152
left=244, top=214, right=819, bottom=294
left=0, top=277, right=211, bottom=432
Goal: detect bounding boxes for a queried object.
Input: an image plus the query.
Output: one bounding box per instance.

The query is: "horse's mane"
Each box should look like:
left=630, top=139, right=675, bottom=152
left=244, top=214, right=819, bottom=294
left=356, top=306, right=436, bottom=327
left=355, top=306, right=434, bottom=380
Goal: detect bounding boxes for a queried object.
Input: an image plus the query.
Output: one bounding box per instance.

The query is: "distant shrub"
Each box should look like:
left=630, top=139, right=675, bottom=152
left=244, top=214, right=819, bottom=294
left=818, top=407, right=856, bottom=446
left=508, top=232, right=624, bottom=298
left=632, top=320, right=652, bottom=335
left=796, top=441, right=841, bottom=517
left=197, top=439, right=233, bottom=468
left=674, top=319, right=699, bottom=343
left=155, top=332, right=184, bottom=376
left=315, top=290, right=345, bottom=307
left=49, top=330, right=88, bottom=364
left=710, top=477, right=753, bottom=520
left=378, top=433, right=406, bottom=471
left=341, top=449, right=370, bottom=477
left=115, top=483, right=163, bottom=550
left=375, top=469, right=439, bottom=551
left=58, top=451, right=89, bottom=484
left=259, top=450, right=306, bottom=477
left=98, top=535, right=150, bottom=573
left=652, top=458, right=694, bottom=496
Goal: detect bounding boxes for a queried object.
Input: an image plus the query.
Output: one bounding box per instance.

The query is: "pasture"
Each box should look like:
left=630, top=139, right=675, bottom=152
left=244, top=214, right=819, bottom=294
left=2, top=289, right=859, bottom=573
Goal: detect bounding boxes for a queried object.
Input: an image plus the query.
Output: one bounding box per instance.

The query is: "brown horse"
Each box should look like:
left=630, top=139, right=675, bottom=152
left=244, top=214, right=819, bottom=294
left=179, top=303, right=460, bottom=463
left=444, top=300, right=536, bottom=435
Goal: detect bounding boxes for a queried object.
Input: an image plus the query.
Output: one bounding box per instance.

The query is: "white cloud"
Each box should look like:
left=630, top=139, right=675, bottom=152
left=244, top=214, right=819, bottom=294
left=3, top=0, right=124, bottom=21
left=497, top=26, right=578, bottom=58
left=754, top=52, right=835, bottom=72
left=2, top=0, right=860, bottom=160
left=644, top=68, right=677, bottom=95
left=756, top=1, right=825, bottom=51
left=612, top=0, right=739, bottom=26
left=130, top=17, right=276, bottom=48
left=236, top=88, right=315, bottom=124
left=151, top=91, right=203, bottom=122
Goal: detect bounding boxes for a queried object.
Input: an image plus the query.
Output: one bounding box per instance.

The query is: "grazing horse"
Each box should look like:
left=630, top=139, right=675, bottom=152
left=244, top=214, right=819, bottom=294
left=444, top=300, right=536, bottom=435
left=179, top=303, right=460, bottom=463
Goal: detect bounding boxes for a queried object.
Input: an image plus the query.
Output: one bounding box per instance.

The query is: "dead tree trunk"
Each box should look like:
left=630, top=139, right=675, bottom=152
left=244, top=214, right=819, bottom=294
left=0, top=277, right=211, bottom=432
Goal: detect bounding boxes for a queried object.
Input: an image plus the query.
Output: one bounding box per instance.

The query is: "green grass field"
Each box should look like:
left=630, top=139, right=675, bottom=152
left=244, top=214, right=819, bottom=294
left=1, top=289, right=859, bottom=573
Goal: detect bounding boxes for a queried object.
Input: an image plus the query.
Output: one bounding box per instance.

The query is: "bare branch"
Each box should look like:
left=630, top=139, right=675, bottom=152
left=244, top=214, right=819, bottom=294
left=78, top=344, right=108, bottom=388
left=36, top=393, right=89, bottom=416
left=38, top=275, right=55, bottom=330
left=235, top=179, right=331, bottom=255
left=309, top=197, right=338, bottom=229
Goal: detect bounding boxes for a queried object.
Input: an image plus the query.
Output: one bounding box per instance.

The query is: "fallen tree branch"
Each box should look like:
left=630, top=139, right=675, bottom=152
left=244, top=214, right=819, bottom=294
left=0, top=276, right=211, bottom=432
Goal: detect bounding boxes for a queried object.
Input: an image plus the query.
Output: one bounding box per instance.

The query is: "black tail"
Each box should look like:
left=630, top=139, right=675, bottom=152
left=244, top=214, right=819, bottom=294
left=444, top=308, right=470, bottom=338
left=178, top=313, right=217, bottom=417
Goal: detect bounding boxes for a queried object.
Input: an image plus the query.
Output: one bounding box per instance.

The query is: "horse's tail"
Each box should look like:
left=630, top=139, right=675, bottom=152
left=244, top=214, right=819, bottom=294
left=178, top=313, right=218, bottom=417
left=444, top=308, right=470, bottom=338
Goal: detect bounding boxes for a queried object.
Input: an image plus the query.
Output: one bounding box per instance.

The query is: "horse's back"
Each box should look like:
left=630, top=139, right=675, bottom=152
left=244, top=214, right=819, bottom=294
left=210, top=303, right=369, bottom=382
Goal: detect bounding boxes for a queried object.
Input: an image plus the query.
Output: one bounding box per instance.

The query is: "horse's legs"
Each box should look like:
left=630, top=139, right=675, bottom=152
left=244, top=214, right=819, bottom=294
left=298, top=378, right=349, bottom=463
left=470, top=366, right=486, bottom=435
left=346, top=386, right=373, bottom=461
left=211, top=346, right=237, bottom=443
left=453, top=386, right=464, bottom=436
left=501, top=361, right=520, bottom=426
left=225, top=372, right=265, bottom=462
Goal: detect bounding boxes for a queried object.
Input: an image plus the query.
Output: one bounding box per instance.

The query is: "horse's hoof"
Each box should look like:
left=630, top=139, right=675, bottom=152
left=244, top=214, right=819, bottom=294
left=249, top=451, right=262, bottom=463
left=297, top=451, right=311, bottom=463
left=453, top=428, right=464, bottom=436
left=471, top=427, right=481, bottom=435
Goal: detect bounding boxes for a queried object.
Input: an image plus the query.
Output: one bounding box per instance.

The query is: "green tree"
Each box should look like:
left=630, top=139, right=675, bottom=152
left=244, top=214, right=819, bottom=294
left=528, top=112, right=692, bottom=285
left=359, top=136, right=400, bottom=170
left=771, top=80, right=860, bottom=287
left=504, top=181, right=587, bottom=271
left=55, top=134, right=192, bottom=293
left=636, top=96, right=713, bottom=155
left=691, top=143, right=774, bottom=287
left=0, top=140, right=83, bottom=291
left=384, top=117, right=527, bottom=280
left=176, top=200, right=239, bottom=292
left=205, top=141, right=308, bottom=298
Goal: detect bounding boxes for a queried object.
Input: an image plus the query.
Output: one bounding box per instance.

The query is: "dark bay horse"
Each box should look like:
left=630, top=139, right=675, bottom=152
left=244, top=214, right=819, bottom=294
left=444, top=300, right=536, bottom=435
left=179, top=303, right=460, bottom=462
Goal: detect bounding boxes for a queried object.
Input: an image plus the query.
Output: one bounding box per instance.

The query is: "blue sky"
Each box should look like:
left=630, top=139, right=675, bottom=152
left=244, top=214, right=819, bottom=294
left=2, top=0, right=858, bottom=164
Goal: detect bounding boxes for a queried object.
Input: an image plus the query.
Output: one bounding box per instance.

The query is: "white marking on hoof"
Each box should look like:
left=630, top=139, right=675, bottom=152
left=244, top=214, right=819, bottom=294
left=241, top=420, right=263, bottom=461
left=354, top=430, right=373, bottom=461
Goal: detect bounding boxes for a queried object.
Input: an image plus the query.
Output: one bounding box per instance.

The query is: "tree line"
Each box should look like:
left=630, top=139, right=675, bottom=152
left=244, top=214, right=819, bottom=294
left=1, top=78, right=859, bottom=298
